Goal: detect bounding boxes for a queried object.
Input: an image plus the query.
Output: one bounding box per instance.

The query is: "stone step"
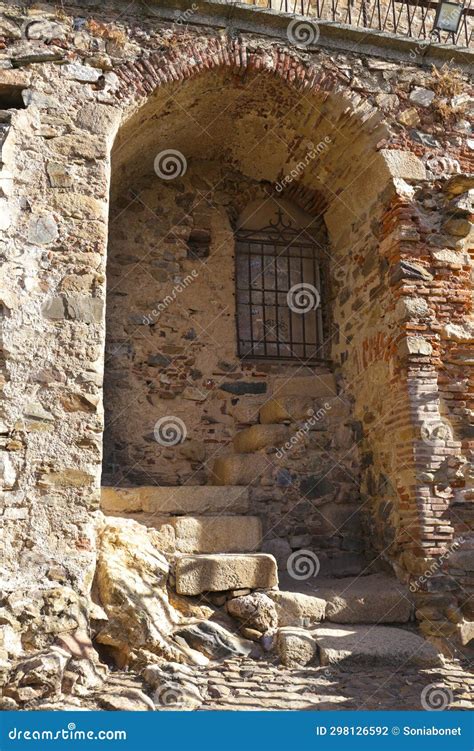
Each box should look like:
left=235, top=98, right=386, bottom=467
left=276, top=573, right=413, bottom=624
left=170, top=516, right=262, bottom=554
left=233, top=424, right=291, bottom=453
left=175, top=553, right=278, bottom=596
left=210, top=454, right=269, bottom=486
left=101, top=486, right=249, bottom=514
left=276, top=624, right=441, bottom=668
left=314, top=624, right=441, bottom=668
left=272, top=373, right=337, bottom=398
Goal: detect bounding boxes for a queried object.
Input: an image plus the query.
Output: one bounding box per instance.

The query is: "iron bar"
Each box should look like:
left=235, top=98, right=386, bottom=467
left=235, top=0, right=473, bottom=47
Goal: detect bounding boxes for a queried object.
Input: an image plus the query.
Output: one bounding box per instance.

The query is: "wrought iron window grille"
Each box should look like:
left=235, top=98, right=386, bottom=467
left=235, top=209, right=326, bottom=363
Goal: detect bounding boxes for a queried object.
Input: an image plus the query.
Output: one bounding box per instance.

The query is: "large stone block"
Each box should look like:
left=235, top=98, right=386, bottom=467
left=267, top=590, right=326, bottom=627
left=315, top=624, right=441, bottom=667
left=211, top=454, right=269, bottom=486
left=380, top=149, right=426, bottom=181
left=259, top=397, right=314, bottom=424
left=277, top=627, right=318, bottom=667
left=321, top=574, right=413, bottom=623
left=170, top=516, right=262, bottom=554
left=101, top=486, right=249, bottom=515
left=175, top=553, right=278, bottom=595
left=233, top=424, right=290, bottom=453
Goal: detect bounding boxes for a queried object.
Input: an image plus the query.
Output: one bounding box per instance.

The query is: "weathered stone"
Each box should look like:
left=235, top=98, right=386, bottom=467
left=143, top=663, right=203, bottom=710
left=28, top=214, right=58, bottom=245
left=46, top=162, right=73, bottom=188
left=99, top=689, right=155, bottom=711
left=95, top=518, right=185, bottom=665
left=459, top=620, right=474, bottom=646
left=4, top=649, right=70, bottom=702
left=445, top=174, right=474, bottom=196
left=62, top=63, right=102, bottom=83
left=267, top=590, right=326, bottom=627
left=101, top=486, right=249, bottom=514
left=211, top=454, right=269, bottom=486
left=0, top=624, right=22, bottom=657
left=321, top=574, right=413, bottom=623
left=380, top=149, right=426, bottom=180
left=170, top=516, right=262, bottom=554
left=38, top=469, right=94, bottom=488
left=226, top=592, right=278, bottom=632
left=174, top=621, right=255, bottom=660
left=0, top=451, right=16, bottom=489
left=277, top=627, right=318, bottom=667
left=395, top=296, right=430, bottom=320
left=65, top=296, right=104, bottom=324
left=233, top=424, right=291, bottom=453
left=259, top=396, right=314, bottom=424
left=409, top=87, right=435, bottom=107
left=442, top=217, right=471, bottom=237
left=42, top=296, right=66, bottom=320
left=397, top=108, right=420, bottom=127
left=315, top=625, right=441, bottom=667
left=398, top=336, right=433, bottom=357
left=175, top=554, right=278, bottom=595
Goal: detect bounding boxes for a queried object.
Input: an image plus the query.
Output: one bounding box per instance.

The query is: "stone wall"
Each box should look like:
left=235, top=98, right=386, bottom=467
left=0, top=0, right=472, bottom=650
left=104, top=159, right=365, bottom=570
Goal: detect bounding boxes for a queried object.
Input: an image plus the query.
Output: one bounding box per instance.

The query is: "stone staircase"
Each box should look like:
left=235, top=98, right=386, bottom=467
left=100, top=482, right=439, bottom=669
left=100, top=370, right=441, bottom=668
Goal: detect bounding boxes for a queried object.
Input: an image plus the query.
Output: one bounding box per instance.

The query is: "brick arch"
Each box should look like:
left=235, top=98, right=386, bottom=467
left=113, top=37, right=386, bottom=145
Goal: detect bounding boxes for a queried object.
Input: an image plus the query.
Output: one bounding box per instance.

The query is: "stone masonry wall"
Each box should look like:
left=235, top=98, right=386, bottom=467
left=0, top=0, right=472, bottom=650
left=104, top=160, right=364, bottom=571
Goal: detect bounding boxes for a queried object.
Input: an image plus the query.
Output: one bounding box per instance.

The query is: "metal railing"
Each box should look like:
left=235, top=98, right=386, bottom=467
left=236, top=0, right=473, bottom=48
